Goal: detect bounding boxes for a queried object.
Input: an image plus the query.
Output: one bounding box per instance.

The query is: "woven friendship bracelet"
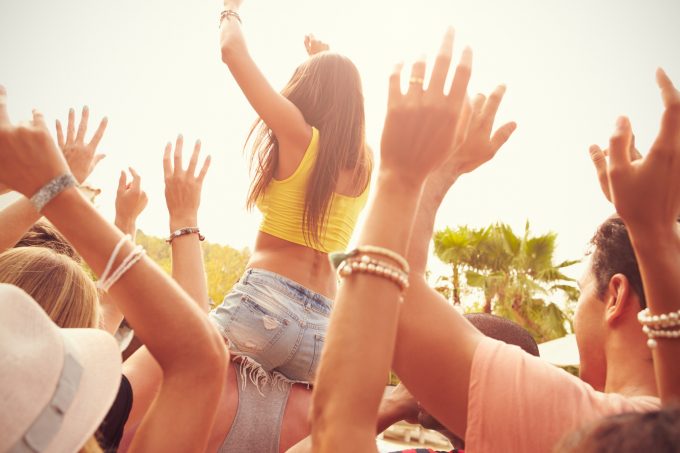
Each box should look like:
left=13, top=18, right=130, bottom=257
left=30, top=174, right=77, bottom=212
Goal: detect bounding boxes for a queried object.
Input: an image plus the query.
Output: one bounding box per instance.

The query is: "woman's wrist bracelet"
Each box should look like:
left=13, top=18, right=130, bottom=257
left=638, top=308, right=680, bottom=348
left=166, top=227, right=205, bottom=244
left=219, top=10, right=242, bottom=26
left=337, top=255, right=409, bottom=296
left=30, top=173, right=77, bottom=212
left=330, top=245, right=410, bottom=274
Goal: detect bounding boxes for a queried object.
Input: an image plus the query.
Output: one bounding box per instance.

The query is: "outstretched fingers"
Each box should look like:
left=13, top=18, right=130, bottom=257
left=187, top=140, right=201, bottom=177
left=428, top=28, right=454, bottom=94
left=489, top=121, right=517, bottom=152
left=657, top=68, right=680, bottom=108
left=174, top=135, right=184, bottom=174
left=447, top=47, right=473, bottom=115
left=482, top=85, right=507, bottom=125
left=75, top=106, right=89, bottom=143
left=66, top=108, right=76, bottom=144
left=163, top=142, right=173, bottom=179
left=198, top=155, right=211, bottom=183
left=88, top=117, right=109, bottom=150
left=388, top=63, right=405, bottom=106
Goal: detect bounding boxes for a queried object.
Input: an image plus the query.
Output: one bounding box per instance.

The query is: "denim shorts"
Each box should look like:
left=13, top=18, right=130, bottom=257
left=209, top=268, right=333, bottom=385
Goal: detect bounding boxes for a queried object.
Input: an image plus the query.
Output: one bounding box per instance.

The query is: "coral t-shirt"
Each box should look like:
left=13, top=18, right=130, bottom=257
left=465, top=338, right=660, bottom=452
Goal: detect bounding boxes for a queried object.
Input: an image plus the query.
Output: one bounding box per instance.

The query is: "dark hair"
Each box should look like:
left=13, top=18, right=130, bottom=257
left=245, top=52, right=372, bottom=247
left=555, top=406, right=680, bottom=453
left=589, top=216, right=646, bottom=308
left=465, top=313, right=539, bottom=356
left=15, top=220, right=81, bottom=263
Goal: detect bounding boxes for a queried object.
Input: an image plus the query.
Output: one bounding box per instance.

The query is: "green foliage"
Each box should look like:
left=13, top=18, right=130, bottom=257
left=433, top=222, right=581, bottom=343
left=135, top=230, right=250, bottom=307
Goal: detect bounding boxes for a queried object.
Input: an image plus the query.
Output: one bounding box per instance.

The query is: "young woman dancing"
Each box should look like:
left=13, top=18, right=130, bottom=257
left=211, top=0, right=372, bottom=386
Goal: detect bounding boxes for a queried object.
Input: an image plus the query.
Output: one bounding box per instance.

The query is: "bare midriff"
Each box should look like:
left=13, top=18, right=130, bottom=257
left=247, top=231, right=337, bottom=299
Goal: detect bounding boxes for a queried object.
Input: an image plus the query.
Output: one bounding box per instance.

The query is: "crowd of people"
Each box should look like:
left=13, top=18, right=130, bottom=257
left=1, top=0, right=679, bottom=452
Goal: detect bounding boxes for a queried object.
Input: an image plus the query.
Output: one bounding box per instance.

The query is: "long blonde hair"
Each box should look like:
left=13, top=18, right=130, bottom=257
left=0, top=247, right=99, bottom=328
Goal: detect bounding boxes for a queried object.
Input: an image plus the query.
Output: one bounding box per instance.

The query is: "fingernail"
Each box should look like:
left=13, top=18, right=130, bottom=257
left=616, top=116, right=628, bottom=129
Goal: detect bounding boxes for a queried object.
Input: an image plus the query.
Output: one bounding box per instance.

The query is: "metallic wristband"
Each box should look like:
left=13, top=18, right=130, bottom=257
left=166, top=227, right=205, bottom=244
left=29, top=174, right=77, bottom=212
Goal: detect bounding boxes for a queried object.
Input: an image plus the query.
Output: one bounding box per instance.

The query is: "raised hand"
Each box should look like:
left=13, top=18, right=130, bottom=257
left=425, top=85, right=516, bottom=198
left=56, top=106, right=108, bottom=184
left=589, top=131, right=642, bottom=203
left=115, top=168, right=148, bottom=237
left=163, top=135, right=211, bottom=229
left=304, top=34, right=330, bottom=56
left=0, top=87, right=68, bottom=197
left=380, top=28, right=472, bottom=186
left=591, top=68, right=680, bottom=231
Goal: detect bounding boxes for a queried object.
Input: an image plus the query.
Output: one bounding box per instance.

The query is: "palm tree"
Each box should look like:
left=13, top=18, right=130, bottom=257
left=435, top=222, right=580, bottom=342
left=433, top=226, right=486, bottom=305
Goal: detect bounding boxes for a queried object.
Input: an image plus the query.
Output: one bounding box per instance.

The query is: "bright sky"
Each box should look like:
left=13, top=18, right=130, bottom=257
left=1, top=0, right=679, bottom=280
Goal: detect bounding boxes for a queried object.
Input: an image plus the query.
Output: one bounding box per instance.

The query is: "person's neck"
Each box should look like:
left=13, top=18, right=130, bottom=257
left=603, top=333, right=658, bottom=398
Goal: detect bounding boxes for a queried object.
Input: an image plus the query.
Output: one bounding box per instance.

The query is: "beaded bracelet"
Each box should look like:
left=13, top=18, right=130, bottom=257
left=330, top=245, right=409, bottom=274
left=166, top=227, right=205, bottom=244
left=337, top=255, right=409, bottom=293
left=637, top=308, right=680, bottom=329
left=642, top=325, right=680, bottom=349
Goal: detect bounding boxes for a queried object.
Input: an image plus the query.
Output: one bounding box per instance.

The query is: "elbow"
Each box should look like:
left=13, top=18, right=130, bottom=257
left=219, top=35, right=246, bottom=65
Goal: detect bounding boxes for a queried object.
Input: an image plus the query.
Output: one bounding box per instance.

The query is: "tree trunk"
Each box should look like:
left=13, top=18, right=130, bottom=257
left=452, top=264, right=461, bottom=305
left=483, top=292, right=492, bottom=313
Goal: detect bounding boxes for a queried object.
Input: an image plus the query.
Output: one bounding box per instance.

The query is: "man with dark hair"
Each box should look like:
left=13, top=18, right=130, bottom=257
left=589, top=215, right=647, bottom=310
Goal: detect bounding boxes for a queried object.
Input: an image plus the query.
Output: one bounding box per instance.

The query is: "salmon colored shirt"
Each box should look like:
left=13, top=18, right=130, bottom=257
left=465, top=338, right=660, bottom=453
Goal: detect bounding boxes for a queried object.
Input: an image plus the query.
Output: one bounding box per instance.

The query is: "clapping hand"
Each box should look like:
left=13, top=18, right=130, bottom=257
left=56, top=106, right=108, bottom=184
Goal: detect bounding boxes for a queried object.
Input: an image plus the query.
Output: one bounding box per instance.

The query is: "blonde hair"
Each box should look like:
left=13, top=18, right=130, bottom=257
left=0, top=247, right=99, bottom=328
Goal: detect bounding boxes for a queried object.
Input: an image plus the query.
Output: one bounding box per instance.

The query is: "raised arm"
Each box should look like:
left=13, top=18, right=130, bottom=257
left=388, top=83, right=517, bottom=439
left=98, top=167, right=149, bottom=334
left=311, top=29, right=473, bottom=451
left=0, top=105, right=107, bottom=252
left=163, top=135, right=211, bottom=311
left=0, top=96, right=228, bottom=453
left=219, top=0, right=310, bottom=149
left=589, top=68, right=680, bottom=404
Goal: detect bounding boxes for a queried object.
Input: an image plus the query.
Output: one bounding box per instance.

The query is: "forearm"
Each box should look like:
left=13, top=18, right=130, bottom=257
left=0, top=197, right=40, bottom=252
left=312, top=172, right=423, bottom=451
left=170, top=217, right=210, bottom=312
left=42, top=188, right=224, bottom=369
left=628, top=224, right=680, bottom=404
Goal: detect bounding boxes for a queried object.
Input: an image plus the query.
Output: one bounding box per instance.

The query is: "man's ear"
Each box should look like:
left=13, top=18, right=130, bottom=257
left=604, top=273, right=634, bottom=325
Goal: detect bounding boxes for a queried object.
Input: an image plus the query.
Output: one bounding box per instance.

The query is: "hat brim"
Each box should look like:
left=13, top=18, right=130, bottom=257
left=45, top=328, right=122, bottom=453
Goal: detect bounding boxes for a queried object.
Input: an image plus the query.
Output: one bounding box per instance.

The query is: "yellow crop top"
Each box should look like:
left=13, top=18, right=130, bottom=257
left=256, top=127, right=370, bottom=253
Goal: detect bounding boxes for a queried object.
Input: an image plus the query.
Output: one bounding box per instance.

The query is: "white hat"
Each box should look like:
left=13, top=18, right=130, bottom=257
left=0, top=284, right=122, bottom=453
